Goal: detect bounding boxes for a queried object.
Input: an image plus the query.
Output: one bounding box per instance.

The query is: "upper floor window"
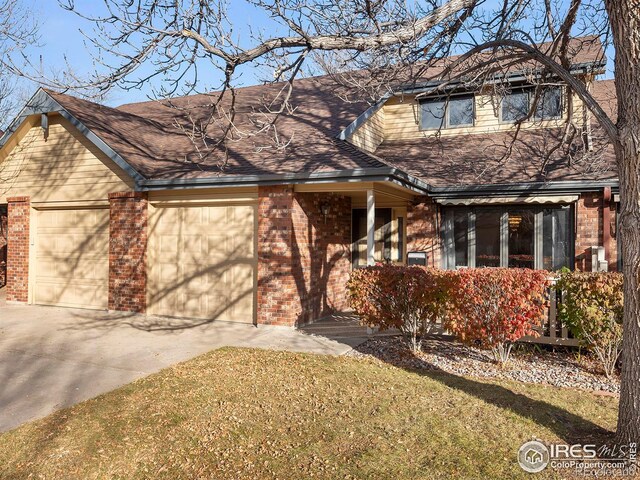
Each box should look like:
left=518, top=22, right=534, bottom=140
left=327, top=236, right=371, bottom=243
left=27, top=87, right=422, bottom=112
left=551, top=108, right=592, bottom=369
left=501, top=86, right=563, bottom=122
left=420, top=95, right=474, bottom=130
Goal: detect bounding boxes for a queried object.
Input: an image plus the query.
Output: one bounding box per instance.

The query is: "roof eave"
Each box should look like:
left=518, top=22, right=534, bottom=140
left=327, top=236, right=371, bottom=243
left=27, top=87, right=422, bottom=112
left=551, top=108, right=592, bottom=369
left=139, top=167, right=432, bottom=194
left=337, top=59, right=607, bottom=141
left=429, top=179, right=619, bottom=198
left=0, top=88, right=146, bottom=185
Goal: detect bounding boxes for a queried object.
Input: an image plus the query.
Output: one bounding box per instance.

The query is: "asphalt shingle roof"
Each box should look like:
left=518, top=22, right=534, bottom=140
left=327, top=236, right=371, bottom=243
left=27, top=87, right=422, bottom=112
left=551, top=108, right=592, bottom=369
left=43, top=36, right=614, bottom=187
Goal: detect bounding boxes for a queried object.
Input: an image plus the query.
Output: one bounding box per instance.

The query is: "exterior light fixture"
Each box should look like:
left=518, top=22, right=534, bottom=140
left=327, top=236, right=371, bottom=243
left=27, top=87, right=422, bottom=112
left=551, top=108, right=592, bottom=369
left=320, top=202, right=331, bottom=223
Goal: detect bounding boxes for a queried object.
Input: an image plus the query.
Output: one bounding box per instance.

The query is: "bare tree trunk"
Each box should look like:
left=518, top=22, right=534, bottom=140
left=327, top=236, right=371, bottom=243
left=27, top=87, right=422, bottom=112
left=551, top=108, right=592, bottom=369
left=606, top=0, right=640, bottom=444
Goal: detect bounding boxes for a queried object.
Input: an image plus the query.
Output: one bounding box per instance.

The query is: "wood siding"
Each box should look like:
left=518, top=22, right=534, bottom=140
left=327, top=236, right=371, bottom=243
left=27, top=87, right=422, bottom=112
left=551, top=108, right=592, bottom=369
left=347, top=82, right=588, bottom=145
left=348, top=105, right=385, bottom=153
left=0, top=114, right=132, bottom=204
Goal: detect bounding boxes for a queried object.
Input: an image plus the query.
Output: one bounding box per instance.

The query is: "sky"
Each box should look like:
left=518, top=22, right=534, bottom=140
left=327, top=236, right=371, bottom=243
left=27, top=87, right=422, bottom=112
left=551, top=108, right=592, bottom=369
left=30, top=1, right=279, bottom=107
left=15, top=0, right=615, bottom=112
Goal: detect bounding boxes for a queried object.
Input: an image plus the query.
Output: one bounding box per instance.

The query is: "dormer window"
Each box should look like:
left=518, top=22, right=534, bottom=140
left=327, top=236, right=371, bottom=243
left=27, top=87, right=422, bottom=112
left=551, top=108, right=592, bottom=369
left=501, top=86, right=563, bottom=122
left=420, top=94, right=474, bottom=130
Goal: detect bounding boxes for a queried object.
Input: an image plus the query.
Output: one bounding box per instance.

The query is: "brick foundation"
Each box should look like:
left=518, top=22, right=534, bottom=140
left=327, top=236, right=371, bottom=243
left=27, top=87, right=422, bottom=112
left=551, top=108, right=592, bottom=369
left=108, top=192, right=148, bottom=312
left=257, top=186, right=351, bottom=326
left=406, top=196, right=441, bottom=267
left=6, top=196, right=30, bottom=302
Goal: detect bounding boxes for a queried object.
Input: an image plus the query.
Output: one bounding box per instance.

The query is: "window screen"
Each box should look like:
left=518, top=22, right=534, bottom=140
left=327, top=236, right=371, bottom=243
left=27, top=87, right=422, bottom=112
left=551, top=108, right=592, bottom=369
left=421, top=99, right=446, bottom=130
left=448, top=96, right=474, bottom=126
left=535, top=87, right=562, bottom=119
left=501, top=89, right=530, bottom=122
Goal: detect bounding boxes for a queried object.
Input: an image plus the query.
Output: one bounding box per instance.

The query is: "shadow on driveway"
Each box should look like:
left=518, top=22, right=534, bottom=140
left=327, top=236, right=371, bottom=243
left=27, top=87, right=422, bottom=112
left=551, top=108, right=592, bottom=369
left=0, top=302, right=359, bottom=432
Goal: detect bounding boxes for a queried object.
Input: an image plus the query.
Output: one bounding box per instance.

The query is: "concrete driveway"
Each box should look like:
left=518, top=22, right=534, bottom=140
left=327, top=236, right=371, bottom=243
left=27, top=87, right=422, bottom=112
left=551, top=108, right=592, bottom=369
left=0, top=291, right=366, bottom=432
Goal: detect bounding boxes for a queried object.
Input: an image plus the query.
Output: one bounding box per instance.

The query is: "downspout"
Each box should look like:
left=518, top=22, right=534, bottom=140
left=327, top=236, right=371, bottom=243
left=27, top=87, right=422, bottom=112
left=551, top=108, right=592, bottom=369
left=603, top=186, right=612, bottom=268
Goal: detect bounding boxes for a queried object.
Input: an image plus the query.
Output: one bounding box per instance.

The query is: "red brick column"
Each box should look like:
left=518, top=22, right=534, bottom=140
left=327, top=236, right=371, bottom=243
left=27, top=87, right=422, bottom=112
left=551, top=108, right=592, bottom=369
left=108, top=192, right=148, bottom=312
left=257, top=185, right=298, bottom=326
left=406, top=196, right=441, bottom=267
left=575, top=192, right=603, bottom=272
left=0, top=207, right=7, bottom=287
left=6, top=196, right=30, bottom=303
left=257, top=186, right=353, bottom=326
left=292, top=192, right=351, bottom=325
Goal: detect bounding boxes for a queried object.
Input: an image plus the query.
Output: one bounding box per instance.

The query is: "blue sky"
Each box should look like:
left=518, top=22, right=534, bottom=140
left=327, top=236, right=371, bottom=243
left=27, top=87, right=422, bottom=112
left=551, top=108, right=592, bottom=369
left=31, top=1, right=279, bottom=106
left=22, top=1, right=614, bottom=109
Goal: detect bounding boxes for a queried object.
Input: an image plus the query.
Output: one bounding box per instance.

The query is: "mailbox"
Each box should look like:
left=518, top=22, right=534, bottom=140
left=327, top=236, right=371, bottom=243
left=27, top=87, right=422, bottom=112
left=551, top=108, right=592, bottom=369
left=407, top=251, right=427, bottom=266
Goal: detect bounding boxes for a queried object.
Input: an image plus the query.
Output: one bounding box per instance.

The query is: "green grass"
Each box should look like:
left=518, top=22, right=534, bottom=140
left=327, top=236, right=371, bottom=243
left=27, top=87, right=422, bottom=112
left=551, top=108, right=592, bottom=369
left=0, top=348, right=618, bottom=479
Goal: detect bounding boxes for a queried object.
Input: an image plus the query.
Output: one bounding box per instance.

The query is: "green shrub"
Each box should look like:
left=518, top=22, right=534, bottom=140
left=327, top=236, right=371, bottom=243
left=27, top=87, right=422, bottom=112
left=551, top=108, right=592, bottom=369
left=556, top=270, right=623, bottom=378
left=346, top=265, right=455, bottom=352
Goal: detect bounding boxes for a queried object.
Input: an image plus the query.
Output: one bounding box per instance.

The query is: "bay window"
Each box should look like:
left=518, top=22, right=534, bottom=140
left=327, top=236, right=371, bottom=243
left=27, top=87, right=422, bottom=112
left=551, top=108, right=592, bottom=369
left=443, top=205, right=573, bottom=270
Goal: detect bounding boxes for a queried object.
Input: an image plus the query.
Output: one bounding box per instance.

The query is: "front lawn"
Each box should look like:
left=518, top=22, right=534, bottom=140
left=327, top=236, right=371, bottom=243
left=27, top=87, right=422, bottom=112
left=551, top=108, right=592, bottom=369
left=0, top=348, right=617, bottom=479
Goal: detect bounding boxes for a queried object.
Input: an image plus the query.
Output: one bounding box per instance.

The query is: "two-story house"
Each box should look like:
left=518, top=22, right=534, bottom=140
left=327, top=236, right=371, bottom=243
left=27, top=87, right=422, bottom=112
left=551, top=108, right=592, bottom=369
left=0, top=36, right=618, bottom=328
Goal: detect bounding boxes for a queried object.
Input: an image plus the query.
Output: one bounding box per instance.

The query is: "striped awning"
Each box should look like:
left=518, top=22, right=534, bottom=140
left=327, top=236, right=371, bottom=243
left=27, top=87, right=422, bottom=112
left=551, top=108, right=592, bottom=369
left=436, top=195, right=579, bottom=206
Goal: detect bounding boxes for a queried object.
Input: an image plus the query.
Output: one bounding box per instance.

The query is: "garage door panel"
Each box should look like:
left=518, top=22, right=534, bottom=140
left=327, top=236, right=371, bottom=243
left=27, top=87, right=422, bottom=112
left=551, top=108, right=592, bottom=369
left=148, top=202, right=256, bottom=323
left=34, top=208, right=109, bottom=310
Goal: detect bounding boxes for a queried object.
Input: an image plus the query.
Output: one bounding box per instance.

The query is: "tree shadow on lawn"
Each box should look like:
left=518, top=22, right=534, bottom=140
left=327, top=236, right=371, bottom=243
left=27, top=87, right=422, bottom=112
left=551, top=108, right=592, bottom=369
left=352, top=339, right=615, bottom=445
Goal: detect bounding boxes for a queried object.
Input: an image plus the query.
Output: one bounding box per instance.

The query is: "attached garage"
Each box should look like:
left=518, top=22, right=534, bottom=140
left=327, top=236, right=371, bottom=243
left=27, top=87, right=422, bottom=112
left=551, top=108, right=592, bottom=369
left=147, top=200, right=257, bottom=323
left=32, top=207, right=109, bottom=309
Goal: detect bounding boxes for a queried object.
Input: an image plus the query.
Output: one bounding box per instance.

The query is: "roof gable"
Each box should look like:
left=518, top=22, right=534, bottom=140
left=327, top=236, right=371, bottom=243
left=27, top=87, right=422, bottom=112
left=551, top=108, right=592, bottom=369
left=0, top=89, right=146, bottom=184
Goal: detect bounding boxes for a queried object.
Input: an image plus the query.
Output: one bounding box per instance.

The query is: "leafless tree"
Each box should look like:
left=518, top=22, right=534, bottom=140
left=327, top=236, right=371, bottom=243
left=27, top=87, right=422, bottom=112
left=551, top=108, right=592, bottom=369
left=0, top=0, right=39, bottom=128
left=36, top=0, right=640, bottom=444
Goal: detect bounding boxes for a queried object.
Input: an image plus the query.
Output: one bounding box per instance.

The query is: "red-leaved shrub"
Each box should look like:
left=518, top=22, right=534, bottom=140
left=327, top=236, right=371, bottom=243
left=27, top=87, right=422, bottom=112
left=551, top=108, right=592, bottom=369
left=347, top=265, right=455, bottom=352
left=445, top=268, right=550, bottom=363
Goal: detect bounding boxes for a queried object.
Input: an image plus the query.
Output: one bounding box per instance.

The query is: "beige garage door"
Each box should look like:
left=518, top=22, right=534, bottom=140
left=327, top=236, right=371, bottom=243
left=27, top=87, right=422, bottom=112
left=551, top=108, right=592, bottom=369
left=34, top=208, right=109, bottom=309
left=148, top=203, right=256, bottom=323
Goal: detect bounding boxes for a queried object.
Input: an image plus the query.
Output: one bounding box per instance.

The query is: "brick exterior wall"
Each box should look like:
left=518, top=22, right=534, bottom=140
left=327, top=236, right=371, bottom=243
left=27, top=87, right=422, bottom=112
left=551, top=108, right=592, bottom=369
left=108, top=192, right=148, bottom=312
left=257, top=186, right=297, bottom=326
left=575, top=192, right=602, bottom=271
left=575, top=191, right=618, bottom=272
left=257, top=186, right=351, bottom=326
left=406, top=196, right=441, bottom=267
left=0, top=207, right=7, bottom=288
left=608, top=201, right=618, bottom=271
left=292, top=192, right=351, bottom=325
left=6, top=196, right=30, bottom=302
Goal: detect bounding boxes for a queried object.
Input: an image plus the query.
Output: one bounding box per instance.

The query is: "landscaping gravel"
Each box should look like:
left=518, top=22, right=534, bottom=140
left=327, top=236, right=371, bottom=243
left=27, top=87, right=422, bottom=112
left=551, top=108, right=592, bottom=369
left=346, top=336, right=620, bottom=394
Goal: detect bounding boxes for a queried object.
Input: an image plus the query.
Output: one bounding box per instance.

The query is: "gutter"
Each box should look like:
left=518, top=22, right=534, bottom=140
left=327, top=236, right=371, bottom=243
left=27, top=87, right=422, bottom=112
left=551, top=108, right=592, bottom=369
left=138, top=167, right=433, bottom=195
left=0, top=88, right=147, bottom=185
left=393, top=61, right=608, bottom=97
left=429, top=179, right=619, bottom=198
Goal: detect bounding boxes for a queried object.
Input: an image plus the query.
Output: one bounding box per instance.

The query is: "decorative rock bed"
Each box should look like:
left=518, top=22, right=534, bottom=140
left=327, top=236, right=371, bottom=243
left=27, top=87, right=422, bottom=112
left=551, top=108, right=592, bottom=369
left=346, top=336, right=620, bottom=394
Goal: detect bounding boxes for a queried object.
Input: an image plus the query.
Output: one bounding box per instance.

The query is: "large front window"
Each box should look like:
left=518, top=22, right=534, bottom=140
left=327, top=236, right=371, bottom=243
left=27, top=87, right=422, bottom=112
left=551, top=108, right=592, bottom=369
left=443, top=205, right=573, bottom=270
